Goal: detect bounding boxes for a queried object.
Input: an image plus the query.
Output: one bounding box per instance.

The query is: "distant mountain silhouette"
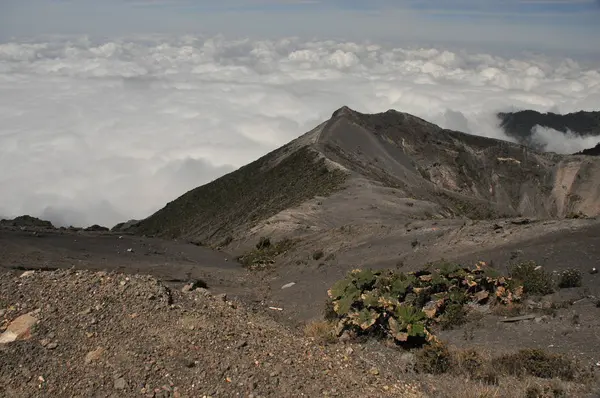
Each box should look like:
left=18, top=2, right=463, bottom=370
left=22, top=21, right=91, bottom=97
left=577, top=142, right=600, bottom=156
left=498, top=110, right=600, bottom=153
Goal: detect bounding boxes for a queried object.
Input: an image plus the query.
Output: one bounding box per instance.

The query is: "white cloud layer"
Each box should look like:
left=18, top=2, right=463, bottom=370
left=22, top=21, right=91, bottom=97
left=0, top=35, right=599, bottom=227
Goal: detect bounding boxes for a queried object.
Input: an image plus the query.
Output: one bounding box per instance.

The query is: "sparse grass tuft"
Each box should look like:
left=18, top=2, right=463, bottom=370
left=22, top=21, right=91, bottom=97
left=525, top=382, right=567, bottom=398
left=415, top=342, right=451, bottom=375
left=303, top=320, right=337, bottom=344
left=557, top=269, right=582, bottom=289
left=509, top=261, right=555, bottom=296
left=452, top=349, right=498, bottom=385
left=497, top=349, right=576, bottom=381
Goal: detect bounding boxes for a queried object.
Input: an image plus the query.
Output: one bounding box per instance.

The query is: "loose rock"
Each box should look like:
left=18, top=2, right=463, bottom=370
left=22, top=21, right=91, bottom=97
left=0, top=312, right=38, bottom=344
left=114, top=377, right=127, bottom=390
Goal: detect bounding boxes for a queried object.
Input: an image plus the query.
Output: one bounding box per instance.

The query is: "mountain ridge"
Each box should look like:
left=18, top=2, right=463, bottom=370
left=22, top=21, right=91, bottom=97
left=128, top=106, right=600, bottom=249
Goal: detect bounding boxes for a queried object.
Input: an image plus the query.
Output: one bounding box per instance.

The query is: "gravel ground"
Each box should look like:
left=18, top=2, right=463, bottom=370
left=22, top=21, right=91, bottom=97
left=0, top=269, right=423, bottom=398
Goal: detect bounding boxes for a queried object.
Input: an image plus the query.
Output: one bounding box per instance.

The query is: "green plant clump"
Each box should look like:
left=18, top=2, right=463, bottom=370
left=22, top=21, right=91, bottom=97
left=326, top=262, right=523, bottom=345
left=237, top=237, right=295, bottom=270
left=508, top=261, right=555, bottom=296
left=558, top=268, right=582, bottom=289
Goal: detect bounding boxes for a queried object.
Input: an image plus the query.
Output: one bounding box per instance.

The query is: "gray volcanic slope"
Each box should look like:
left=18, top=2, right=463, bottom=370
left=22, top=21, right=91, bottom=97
left=130, top=106, right=600, bottom=247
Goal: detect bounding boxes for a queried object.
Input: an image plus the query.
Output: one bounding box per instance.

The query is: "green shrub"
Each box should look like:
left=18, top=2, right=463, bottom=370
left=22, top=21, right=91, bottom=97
left=326, top=262, right=523, bottom=346
left=508, top=261, right=555, bottom=295
left=439, top=302, right=468, bottom=330
left=238, top=238, right=295, bottom=270
left=312, top=250, right=324, bottom=260
left=558, top=269, right=582, bottom=289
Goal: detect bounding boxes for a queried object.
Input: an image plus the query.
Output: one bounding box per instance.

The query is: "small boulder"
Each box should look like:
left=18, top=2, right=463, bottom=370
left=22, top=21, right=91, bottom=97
left=46, top=342, right=58, bottom=350
left=20, top=271, right=36, bottom=278
left=216, top=293, right=227, bottom=302
left=181, top=279, right=207, bottom=293
left=114, top=377, right=127, bottom=390
left=0, top=312, right=38, bottom=344
left=85, top=347, right=105, bottom=364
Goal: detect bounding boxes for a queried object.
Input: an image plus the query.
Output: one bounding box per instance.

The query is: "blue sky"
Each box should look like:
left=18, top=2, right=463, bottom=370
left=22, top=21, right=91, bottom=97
left=0, top=0, right=598, bottom=54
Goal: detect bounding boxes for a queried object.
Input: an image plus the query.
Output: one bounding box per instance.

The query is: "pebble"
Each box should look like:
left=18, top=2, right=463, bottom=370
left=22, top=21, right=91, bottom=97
left=79, top=308, right=92, bottom=315
left=216, top=293, right=227, bottom=302
left=46, top=342, right=58, bottom=350
left=85, top=347, right=105, bottom=364
left=114, top=377, right=127, bottom=390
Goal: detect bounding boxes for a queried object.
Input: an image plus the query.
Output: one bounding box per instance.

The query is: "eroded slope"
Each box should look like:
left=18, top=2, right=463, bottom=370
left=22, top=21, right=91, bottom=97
left=318, top=107, right=600, bottom=219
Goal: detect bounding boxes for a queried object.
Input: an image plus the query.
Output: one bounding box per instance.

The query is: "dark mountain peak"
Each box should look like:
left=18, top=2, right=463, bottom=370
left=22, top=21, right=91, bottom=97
left=498, top=109, right=600, bottom=142
left=331, top=105, right=357, bottom=119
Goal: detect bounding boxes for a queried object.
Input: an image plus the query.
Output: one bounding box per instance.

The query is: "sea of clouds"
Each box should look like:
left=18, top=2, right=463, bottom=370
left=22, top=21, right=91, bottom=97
left=0, top=35, right=599, bottom=227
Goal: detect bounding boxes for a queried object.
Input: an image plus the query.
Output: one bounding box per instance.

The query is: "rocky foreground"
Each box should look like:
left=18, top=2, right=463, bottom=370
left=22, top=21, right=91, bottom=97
left=0, top=269, right=424, bottom=398
left=2, top=269, right=599, bottom=398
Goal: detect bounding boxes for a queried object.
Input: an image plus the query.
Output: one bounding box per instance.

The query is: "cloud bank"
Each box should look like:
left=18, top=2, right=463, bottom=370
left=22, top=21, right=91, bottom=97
left=0, top=35, right=599, bottom=227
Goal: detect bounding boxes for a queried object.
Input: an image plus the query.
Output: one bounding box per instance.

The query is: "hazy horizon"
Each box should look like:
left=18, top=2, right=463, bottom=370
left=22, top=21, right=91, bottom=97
left=0, top=1, right=598, bottom=228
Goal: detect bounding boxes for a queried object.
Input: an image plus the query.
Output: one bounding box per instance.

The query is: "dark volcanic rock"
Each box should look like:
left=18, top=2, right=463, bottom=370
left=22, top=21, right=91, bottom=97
left=0, top=215, right=54, bottom=229
left=577, top=142, right=600, bottom=157
left=84, top=224, right=109, bottom=232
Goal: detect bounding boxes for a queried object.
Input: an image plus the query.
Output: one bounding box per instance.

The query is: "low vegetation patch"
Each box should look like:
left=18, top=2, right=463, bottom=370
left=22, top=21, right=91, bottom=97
left=303, top=320, right=337, bottom=344
left=508, top=261, right=555, bottom=295
left=312, top=250, right=324, bottom=261
left=415, top=342, right=452, bottom=374
left=237, top=237, right=295, bottom=270
left=496, top=349, right=577, bottom=381
left=557, top=269, right=582, bottom=289
left=525, top=383, right=566, bottom=398
left=413, top=343, right=588, bottom=391
left=325, top=262, right=523, bottom=346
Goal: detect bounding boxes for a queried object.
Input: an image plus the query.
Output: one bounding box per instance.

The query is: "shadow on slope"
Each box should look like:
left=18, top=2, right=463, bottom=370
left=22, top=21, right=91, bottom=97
left=130, top=145, right=347, bottom=245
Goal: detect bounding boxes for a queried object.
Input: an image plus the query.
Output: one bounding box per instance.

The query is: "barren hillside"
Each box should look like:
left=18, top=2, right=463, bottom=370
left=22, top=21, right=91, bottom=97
left=130, top=106, right=600, bottom=248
